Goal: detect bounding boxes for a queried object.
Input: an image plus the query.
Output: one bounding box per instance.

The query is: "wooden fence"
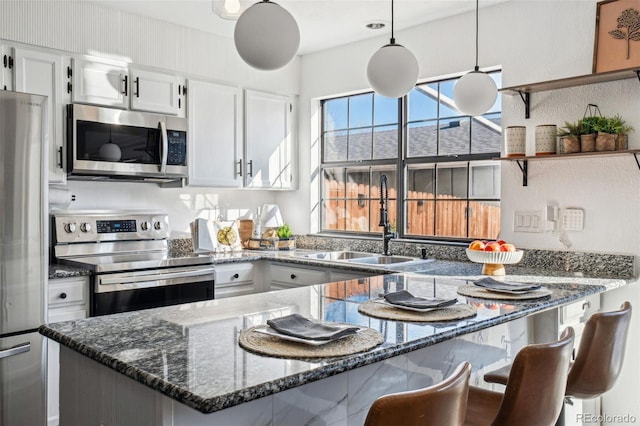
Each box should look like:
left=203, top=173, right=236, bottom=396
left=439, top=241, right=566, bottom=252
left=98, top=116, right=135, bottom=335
left=324, top=180, right=500, bottom=239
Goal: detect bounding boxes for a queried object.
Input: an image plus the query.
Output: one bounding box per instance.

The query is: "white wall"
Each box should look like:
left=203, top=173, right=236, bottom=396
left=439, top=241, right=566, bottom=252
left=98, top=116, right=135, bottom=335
left=285, top=1, right=640, bottom=421
left=285, top=0, right=640, bottom=256
left=1, top=0, right=301, bottom=235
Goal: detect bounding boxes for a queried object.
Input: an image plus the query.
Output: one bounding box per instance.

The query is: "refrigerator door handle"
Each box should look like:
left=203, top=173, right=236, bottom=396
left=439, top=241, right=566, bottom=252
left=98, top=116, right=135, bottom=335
left=0, top=342, right=31, bottom=360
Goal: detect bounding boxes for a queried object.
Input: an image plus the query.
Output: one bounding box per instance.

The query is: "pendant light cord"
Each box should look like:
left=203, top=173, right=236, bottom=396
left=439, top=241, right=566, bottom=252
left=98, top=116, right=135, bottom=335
left=474, top=0, right=479, bottom=71
left=390, top=0, right=395, bottom=44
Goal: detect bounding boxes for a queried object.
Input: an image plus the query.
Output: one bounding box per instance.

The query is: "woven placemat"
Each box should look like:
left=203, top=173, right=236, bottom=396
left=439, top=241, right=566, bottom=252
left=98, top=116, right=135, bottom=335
left=238, top=325, right=384, bottom=359
left=457, top=284, right=552, bottom=301
left=358, top=300, right=477, bottom=322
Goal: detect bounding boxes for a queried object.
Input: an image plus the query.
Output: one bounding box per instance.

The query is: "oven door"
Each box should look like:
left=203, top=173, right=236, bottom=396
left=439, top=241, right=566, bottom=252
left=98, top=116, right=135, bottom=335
left=91, top=265, right=215, bottom=316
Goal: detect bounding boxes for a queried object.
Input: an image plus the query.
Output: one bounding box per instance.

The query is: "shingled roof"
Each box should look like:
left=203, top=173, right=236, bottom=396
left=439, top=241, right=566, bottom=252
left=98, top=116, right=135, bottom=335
left=324, top=117, right=502, bottom=161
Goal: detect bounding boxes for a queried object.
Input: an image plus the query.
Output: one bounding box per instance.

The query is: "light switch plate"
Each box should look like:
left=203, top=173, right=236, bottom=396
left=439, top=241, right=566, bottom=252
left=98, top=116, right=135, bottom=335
left=561, top=208, right=584, bottom=231
left=514, top=210, right=544, bottom=233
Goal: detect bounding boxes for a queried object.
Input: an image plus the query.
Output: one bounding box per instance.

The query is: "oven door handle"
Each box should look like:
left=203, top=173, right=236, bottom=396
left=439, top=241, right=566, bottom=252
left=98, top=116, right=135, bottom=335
left=99, top=267, right=215, bottom=286
left=159, top=121, right=168, bottom=174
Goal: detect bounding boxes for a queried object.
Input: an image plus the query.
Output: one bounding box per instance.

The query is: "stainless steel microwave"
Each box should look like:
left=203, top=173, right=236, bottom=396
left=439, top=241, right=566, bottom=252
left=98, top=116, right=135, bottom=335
left=67, top=104, right=188, bottom=182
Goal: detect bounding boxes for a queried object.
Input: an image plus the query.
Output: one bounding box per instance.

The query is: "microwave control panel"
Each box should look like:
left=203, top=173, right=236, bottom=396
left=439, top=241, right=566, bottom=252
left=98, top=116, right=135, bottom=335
left=167, top=130, right=187, bottom=166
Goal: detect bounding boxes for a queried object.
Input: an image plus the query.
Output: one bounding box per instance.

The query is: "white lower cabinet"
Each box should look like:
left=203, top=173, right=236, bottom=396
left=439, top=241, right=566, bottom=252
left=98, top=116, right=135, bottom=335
left=47, top=276, right=89, bottom=426
left=266, top=262, right=376, bottom=291
left=215, top=263, right=259, bottom=299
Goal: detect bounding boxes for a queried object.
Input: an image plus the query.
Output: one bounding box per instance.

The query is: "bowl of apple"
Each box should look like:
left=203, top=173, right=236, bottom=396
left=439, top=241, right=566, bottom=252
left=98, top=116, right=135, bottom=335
left=465, top=240, right=523, bottom=275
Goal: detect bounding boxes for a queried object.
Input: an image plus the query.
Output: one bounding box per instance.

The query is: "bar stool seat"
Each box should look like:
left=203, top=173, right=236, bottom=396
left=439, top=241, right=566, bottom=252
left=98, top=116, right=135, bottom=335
left=483, top=302, right=632, bottom=398
left=464, top=327, right=575, bottom=426
left=364, top=361, right=471, bottom=426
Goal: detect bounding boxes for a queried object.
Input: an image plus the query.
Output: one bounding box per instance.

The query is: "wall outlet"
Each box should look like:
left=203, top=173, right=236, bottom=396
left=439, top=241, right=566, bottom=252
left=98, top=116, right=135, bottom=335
left=514, top=210, right=544, bottom=233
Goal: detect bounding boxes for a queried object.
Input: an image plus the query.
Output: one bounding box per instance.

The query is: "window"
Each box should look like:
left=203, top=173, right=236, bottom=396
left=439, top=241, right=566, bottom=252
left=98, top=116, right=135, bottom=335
left=320, top=71, right=502, bottom=241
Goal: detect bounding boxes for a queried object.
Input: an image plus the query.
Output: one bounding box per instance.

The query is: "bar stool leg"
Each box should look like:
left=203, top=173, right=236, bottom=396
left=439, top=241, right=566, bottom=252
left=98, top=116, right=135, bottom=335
left=555, top=400, right=566, bottom=426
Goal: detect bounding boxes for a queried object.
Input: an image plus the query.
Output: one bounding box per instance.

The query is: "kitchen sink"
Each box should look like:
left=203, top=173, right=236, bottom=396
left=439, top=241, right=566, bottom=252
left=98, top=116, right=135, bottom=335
left=301, top=251, right=377, bottom=261
left=346, top=255, right=418, bottom=265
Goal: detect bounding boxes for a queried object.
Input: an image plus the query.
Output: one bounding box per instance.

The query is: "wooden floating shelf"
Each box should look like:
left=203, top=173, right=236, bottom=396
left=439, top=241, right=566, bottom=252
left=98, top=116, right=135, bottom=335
left=500, top=68, right=640, bottom=95
left=494, top=150, right=640, bottom=186
left=500, top=68, right=640, bottom=119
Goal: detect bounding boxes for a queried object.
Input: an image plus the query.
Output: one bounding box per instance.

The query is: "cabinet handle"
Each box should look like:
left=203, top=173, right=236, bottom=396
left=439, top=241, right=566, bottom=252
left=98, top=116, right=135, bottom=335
left=59, top=292, right=67, bottom=300
left=67, top=66, right=72, bottom=78
left=67, top=82, right=72, bottom=94
left=232, top=273, right=239, bottom=279
left=2, top=55, right=6, bottom=68
left=582, top=301, right=591, bottom=311
left=122, top=75, right=128, bottom=95
left=248, top=160, right=253, bottom=177
left=134, top=77, right=140, bottom=97
left=57, top=146, right=63, bottom=168
left=237, top=160, right=243, bottom=177
left=7, top=56, right=13, bottom=69
left=290, top=274, right=296, bottom=280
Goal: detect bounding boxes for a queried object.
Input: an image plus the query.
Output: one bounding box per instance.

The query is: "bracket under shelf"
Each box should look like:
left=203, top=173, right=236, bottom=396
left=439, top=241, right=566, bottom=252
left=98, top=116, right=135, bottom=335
left=515, top=159, right=528, bottom=186
left=517, top=91, right=530, bottom=119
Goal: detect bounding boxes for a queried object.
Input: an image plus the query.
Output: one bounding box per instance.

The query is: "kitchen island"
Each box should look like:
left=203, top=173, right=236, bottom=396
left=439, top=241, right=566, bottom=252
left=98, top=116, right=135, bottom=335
left=40, top=270, right=627, bottom=426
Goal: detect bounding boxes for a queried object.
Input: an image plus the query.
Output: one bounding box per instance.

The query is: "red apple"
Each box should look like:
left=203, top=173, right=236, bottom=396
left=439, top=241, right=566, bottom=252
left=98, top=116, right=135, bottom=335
left=501, top=243, right=515, bottom=251
left=500, top=243, right=516, bottom=252
left=484, top=242, right=501, bottom=252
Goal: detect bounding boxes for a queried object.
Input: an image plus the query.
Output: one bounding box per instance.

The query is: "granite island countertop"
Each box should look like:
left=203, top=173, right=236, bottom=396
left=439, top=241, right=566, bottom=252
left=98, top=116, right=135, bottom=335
left=39, top=270, right=628, bottom=415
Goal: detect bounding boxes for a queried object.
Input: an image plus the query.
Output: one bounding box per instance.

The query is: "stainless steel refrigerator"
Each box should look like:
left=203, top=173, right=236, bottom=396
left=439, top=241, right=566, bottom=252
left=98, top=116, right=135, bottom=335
left=0, top=91, right=47, bottom=425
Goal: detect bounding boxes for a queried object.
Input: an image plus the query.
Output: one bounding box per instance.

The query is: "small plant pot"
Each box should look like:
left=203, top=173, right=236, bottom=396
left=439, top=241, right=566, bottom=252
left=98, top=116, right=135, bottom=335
left=505, top=126, right=526, bottom=157
left=595, top=132, right=616, bottom=151
left=580, top=133, right=596, bottom=152
left=535, top=125, right=557, bottom=155
left=615, top=133, right=628, bottom=151
left=559, top=135, right=580, bottom=154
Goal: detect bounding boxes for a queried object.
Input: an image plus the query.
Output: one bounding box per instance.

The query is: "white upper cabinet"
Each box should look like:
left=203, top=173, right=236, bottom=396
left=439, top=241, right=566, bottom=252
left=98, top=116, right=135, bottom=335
left=187, top=79, right=243, bottom=187
left=244, top=89, right=294, bottom=189
left=1, top=43, right=13, bottom=91
left=130, top=68, right=181, bottom=116
left=71, top=56, right=128, bottom=108
left=12, top=47, right=68, bottom=184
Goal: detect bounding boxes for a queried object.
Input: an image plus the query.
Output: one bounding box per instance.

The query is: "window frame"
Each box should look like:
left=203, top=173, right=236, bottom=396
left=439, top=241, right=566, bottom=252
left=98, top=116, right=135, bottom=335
left=319, top=70, right=502, bottom=243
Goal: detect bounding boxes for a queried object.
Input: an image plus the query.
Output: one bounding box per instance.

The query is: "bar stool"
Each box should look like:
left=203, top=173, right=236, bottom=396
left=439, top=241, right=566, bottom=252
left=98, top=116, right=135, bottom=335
left=364, top=361, right=471, bottom=426
left=483, top=302, right=632, bottom=425
left=464, top=327, right=575, bottom=426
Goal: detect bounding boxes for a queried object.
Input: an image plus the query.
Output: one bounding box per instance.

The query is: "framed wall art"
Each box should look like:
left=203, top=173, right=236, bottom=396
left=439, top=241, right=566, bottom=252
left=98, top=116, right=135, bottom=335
left=593, top=0, right=640, bottom=73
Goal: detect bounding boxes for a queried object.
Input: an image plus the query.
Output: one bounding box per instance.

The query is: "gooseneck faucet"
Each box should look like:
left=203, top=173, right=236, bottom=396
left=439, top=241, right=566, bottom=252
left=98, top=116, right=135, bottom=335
left=379, top=174, right=398, bottom=256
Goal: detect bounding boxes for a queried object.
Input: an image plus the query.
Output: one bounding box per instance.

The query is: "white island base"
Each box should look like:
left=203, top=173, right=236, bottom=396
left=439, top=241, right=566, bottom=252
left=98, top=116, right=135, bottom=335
left=60, top=318, right=532, bottom=426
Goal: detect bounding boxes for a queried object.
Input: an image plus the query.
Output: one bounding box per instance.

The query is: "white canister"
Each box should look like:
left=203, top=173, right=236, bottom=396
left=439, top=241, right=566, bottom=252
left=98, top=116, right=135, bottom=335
left=505, top=126, right=526, bottom=157
left=535, top=124, right=557, bottom=155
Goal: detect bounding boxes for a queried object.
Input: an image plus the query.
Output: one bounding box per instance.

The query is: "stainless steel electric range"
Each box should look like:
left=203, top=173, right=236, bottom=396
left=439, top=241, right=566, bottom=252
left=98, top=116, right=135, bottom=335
left=51, top=211, right=215, bottom=316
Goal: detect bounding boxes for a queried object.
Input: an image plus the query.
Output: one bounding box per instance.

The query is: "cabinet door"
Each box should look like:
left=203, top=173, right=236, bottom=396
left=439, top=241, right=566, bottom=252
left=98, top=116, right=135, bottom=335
left=1, top=44, right=13, bottom=91
left=244, top=89, right=294, bottom=189
left=130, top=68, right=180, bottom=115
left=187, top=79, right=243, bottom=187
left=13, top=47, right=67, bottom=183
left=268, top=263, right=327, bottom=290
left=71, top=57, right=128, bottom=108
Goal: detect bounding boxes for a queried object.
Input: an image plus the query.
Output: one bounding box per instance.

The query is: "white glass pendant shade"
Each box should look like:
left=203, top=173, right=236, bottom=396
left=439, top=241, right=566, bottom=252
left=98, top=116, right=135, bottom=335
left=212, top=0, right=245, bottom=19
left=453, top=70, right=497, bottom=116
left=367, top=43, right=419, bottom=98
left=234, top=1, right=300, bottom=71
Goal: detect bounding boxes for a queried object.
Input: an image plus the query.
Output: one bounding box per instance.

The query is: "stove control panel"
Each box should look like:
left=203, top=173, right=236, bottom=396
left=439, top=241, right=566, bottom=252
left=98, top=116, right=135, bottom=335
left=53, top=211, right=170, bottom=244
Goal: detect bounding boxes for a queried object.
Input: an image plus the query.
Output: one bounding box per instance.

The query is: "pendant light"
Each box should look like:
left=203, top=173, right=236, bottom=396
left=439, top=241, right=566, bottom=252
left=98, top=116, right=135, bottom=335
left=367, top=0, right=418, bottom=98
left=453, top=0, right=497, bottom=116
left=234, top=0, right=300, bottom=71
left=212, top=0, right=247, bottom=20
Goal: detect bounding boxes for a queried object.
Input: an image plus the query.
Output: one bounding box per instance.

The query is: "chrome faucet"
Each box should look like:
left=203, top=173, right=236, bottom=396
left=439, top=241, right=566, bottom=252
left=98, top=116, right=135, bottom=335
left=379, top=174, right=397, bottom=256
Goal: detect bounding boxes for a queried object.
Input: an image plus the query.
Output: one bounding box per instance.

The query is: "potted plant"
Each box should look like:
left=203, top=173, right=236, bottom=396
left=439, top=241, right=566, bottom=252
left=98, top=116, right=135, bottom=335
left=275, top=223, right=295, bottom=250
left=580, top=116, right=598, bottom=152
left=557, top=121, right=581, bottom=154
left=594, top=115, right=634, bottom=151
